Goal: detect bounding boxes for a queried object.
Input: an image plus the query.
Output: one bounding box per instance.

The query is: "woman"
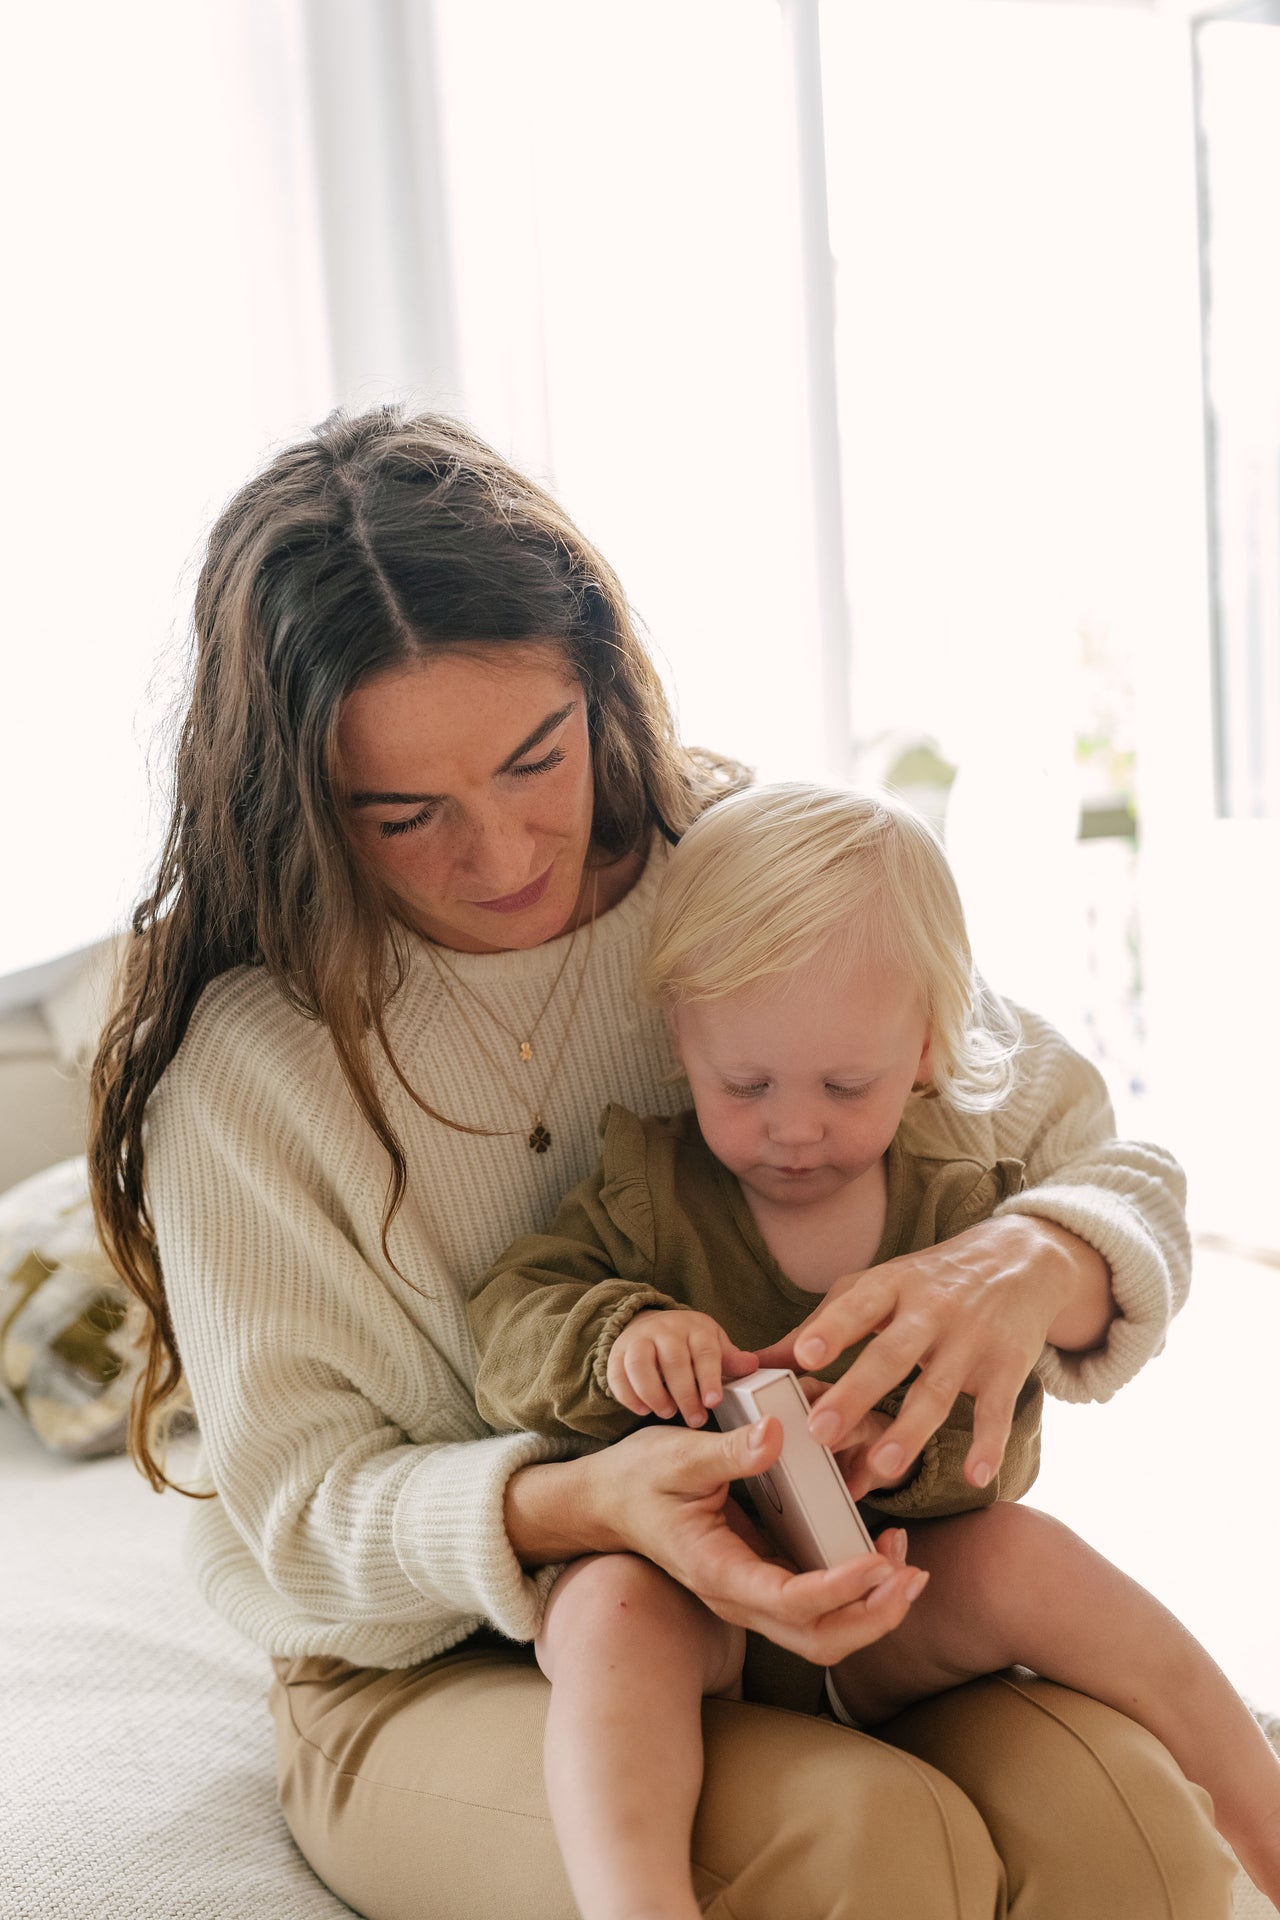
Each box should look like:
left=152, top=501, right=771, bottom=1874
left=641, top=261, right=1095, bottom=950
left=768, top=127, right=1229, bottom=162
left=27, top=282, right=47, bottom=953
left=90, top=406, right=1234, bottom=1920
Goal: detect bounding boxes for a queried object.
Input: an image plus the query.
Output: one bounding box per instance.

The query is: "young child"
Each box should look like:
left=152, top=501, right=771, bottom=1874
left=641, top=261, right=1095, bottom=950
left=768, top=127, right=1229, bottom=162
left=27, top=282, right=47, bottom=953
left=468, top=782, right=1280, bottom=1920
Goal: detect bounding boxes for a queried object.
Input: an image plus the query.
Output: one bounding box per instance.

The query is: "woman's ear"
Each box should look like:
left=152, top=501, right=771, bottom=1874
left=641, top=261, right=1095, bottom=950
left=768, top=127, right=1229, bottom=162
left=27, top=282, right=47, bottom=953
left=913, top=1028, right=933, bottom=1092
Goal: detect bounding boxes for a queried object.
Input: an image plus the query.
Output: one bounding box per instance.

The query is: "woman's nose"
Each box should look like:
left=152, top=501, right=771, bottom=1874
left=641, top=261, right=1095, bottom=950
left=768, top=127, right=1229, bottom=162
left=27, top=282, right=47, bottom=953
left=452, top=805, right=533, bottom=892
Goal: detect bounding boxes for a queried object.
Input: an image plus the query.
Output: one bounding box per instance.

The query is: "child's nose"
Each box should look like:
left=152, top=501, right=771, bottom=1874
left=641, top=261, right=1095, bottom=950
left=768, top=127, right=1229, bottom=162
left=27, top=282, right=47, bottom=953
left=768, top=1102, right=824, bottom=1146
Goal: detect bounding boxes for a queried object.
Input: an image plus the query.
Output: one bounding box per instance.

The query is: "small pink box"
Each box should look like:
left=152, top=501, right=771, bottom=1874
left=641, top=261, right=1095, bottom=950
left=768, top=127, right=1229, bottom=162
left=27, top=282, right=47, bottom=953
left=713, top=1368, right=877, bottom=1571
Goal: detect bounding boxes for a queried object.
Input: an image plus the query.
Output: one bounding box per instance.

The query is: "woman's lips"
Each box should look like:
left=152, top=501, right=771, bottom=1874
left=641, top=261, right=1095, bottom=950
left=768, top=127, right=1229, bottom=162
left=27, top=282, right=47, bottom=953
left=472, top=865, right=554, bottom=914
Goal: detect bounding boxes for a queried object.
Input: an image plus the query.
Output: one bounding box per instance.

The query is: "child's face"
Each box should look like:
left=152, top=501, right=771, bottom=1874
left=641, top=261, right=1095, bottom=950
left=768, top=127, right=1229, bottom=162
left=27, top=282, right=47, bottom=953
left=671, top=951, right=931, bottom=1209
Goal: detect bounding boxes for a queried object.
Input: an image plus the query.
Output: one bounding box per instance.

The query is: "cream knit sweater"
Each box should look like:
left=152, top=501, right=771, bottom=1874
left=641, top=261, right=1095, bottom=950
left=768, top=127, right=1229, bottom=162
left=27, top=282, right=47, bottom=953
left=147, top=845, right=1190, bottom=1669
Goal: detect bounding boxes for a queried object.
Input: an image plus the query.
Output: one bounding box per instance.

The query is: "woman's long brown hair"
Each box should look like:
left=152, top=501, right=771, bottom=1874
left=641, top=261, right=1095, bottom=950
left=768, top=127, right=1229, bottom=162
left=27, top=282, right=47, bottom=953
left=88, top=405, right=745, bottom=1492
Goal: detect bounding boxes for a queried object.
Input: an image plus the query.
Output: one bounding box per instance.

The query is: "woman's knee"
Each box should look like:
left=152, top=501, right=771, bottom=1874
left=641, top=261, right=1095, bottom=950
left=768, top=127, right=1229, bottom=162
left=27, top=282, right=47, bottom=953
left=696, top=1698, right=1003, bottom=1920
left=880, top=1673, right=1238, bottom=1919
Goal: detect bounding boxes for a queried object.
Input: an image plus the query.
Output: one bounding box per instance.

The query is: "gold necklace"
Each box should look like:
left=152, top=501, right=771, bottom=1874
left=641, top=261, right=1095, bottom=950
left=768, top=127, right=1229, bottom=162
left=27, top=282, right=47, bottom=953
left=427, top=913, right=578, bottom=1065
left=424, top=874, right=598, bottom=1153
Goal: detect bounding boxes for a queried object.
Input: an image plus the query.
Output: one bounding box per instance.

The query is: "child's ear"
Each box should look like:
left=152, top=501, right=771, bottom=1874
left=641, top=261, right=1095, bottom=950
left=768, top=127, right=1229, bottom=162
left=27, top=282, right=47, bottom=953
left=664, top=1005, right=691, bottom=1086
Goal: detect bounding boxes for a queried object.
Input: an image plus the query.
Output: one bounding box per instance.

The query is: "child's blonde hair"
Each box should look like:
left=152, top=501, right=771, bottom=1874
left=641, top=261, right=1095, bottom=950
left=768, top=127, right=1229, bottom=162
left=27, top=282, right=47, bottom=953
left=644, top=782, right=1021, bottom=1112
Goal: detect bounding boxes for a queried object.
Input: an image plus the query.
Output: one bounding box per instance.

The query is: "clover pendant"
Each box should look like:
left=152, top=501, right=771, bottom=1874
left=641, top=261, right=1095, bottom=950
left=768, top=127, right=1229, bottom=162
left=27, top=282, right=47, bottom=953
left=528, top=1122, right=552, bottom=1153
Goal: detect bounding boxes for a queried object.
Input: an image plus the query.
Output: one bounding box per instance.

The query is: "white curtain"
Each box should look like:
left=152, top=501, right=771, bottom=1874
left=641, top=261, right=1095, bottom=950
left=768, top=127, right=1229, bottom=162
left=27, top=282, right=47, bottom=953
left=2, top=2, right=333, bottom=983
left=2, top=0, right=838, bottom=987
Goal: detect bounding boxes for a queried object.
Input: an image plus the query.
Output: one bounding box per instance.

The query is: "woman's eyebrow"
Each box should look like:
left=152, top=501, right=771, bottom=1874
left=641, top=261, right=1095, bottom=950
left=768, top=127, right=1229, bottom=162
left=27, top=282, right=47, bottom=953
left=348, top=700, right=578, bottom=807
left=495, top=699, right=577, bottom=773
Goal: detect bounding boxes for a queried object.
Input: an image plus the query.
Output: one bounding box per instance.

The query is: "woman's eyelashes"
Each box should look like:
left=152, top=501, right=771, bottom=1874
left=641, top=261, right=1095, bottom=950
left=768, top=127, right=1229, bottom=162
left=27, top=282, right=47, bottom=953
left=379, top=804, right=436, bottom=839
left=375, top=747, right=569, bottom=839
left=509, top=746, right=566, bottom=782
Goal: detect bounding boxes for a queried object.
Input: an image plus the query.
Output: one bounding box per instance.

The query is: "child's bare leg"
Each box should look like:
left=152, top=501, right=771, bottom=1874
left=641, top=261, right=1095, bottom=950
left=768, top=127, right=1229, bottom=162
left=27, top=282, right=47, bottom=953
left=834, top=1504, right=1280, bottom=1901
left=536, top=1551, right=745, bottom=1920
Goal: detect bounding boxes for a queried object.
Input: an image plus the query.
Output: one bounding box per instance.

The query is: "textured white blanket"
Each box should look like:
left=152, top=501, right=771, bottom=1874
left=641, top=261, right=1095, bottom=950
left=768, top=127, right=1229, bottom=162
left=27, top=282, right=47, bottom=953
left=1, top=1417, right=352, bottom=1920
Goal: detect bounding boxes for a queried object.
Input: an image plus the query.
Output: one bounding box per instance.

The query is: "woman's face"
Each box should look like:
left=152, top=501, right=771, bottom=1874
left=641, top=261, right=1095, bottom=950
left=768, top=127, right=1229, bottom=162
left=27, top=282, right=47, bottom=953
left=336, top=643, right=597, bottom=952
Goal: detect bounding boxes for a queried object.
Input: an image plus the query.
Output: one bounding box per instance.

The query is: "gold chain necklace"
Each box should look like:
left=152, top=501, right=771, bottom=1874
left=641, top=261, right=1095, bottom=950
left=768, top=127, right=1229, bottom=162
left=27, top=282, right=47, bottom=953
left=424, top=874, right=598, bottom=1153
left=427, top=911, right=578, bottom=1065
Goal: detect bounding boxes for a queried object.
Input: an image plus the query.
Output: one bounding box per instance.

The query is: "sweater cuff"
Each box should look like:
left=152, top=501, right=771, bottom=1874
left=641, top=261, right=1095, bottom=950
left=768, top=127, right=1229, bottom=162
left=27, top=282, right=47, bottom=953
left=392, top=1430, right=579, bottom=1642
left=996, top=1183, right=1175, bottom=1405
left=589, top=1287, right=684, bottom=1398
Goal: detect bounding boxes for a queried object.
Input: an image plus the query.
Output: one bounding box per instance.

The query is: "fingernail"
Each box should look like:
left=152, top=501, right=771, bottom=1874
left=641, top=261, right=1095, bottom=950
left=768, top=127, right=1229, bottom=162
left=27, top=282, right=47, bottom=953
left=906, top=1571, right=930, bottom=1601
left=865, top=1561, right=893, bottom=1587
left=971, top=1462, right=992, bottom=1488
left=874, top=1444, right=905, bottom=1476
left=886, top=1529, right=908, bottom=1563
left=796, top=1337, right=826, bottom=1365
left=808, top=1412, right=839, bottom=1446
left=749, top=1418, right=768, bottom=1446
left=703, top=1389, right=721, bottom=1407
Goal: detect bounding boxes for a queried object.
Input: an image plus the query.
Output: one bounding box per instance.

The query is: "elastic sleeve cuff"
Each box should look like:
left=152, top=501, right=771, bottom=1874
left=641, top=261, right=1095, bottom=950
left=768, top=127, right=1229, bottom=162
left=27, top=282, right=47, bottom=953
left=392, top=1430, right=580, bottom=1642
left=997, top=1183, right=1177, bottom=1404
left=589, top=1288, right=684, bottom=1397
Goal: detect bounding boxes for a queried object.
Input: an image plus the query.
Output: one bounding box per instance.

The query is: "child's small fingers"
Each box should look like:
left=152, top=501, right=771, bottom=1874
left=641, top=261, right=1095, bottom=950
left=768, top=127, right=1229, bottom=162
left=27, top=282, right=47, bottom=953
left=690, top=1330, right=727, bottom=1408
left=627, top=1347, right=678, bottom=1418
left=657, top=1346, right=708, bottom=1427
left=608, top=1372, right=650, bottom=1416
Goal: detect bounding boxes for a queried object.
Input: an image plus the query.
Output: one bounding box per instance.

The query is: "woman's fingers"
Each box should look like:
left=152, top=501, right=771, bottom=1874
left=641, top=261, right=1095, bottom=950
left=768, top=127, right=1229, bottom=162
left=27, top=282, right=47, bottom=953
left=790, top=1270, right=897, bottom=1371
left=961, top=1365, right=1023, bottom=1488
left=601, top=1423, right=931, bottom=1663
left=738, top=1555, right=929, bottom=1663
left=805, top=1320, right=935, bottom=1447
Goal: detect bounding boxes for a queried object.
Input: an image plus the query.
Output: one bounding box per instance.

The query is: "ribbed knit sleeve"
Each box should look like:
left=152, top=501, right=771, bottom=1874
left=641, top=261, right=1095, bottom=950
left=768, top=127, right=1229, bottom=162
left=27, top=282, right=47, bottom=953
left=143, top=846, right=689, bottom=1665
left=905, top=1001, right=1190, bottom=1406
left=147, top=976, right=576, bottom=1664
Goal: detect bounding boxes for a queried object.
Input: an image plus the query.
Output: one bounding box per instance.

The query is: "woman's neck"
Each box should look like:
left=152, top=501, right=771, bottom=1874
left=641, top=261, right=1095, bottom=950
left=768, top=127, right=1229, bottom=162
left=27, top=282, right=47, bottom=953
left=577, top=842, right=648, bottom=928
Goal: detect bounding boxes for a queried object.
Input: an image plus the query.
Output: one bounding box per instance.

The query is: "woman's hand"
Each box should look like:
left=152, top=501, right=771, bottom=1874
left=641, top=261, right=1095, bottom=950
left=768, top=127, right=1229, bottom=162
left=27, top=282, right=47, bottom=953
left=756, top=1214, right=1113, bottom=1491
left=793, top=1379, right=918, bottom=1502
left=507, top=1419, right=928, bottom=1665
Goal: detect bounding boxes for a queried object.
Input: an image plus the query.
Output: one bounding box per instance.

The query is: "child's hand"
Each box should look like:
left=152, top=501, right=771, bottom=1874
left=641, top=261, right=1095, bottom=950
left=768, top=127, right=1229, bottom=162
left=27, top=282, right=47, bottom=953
left=606, top=1310, right=759, bottom=1428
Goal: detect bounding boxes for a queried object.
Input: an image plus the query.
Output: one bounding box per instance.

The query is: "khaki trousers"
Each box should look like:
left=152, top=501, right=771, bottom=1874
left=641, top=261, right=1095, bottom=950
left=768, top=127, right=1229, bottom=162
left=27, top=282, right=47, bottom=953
left=269, top=1638, right=1237, bottom=1920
